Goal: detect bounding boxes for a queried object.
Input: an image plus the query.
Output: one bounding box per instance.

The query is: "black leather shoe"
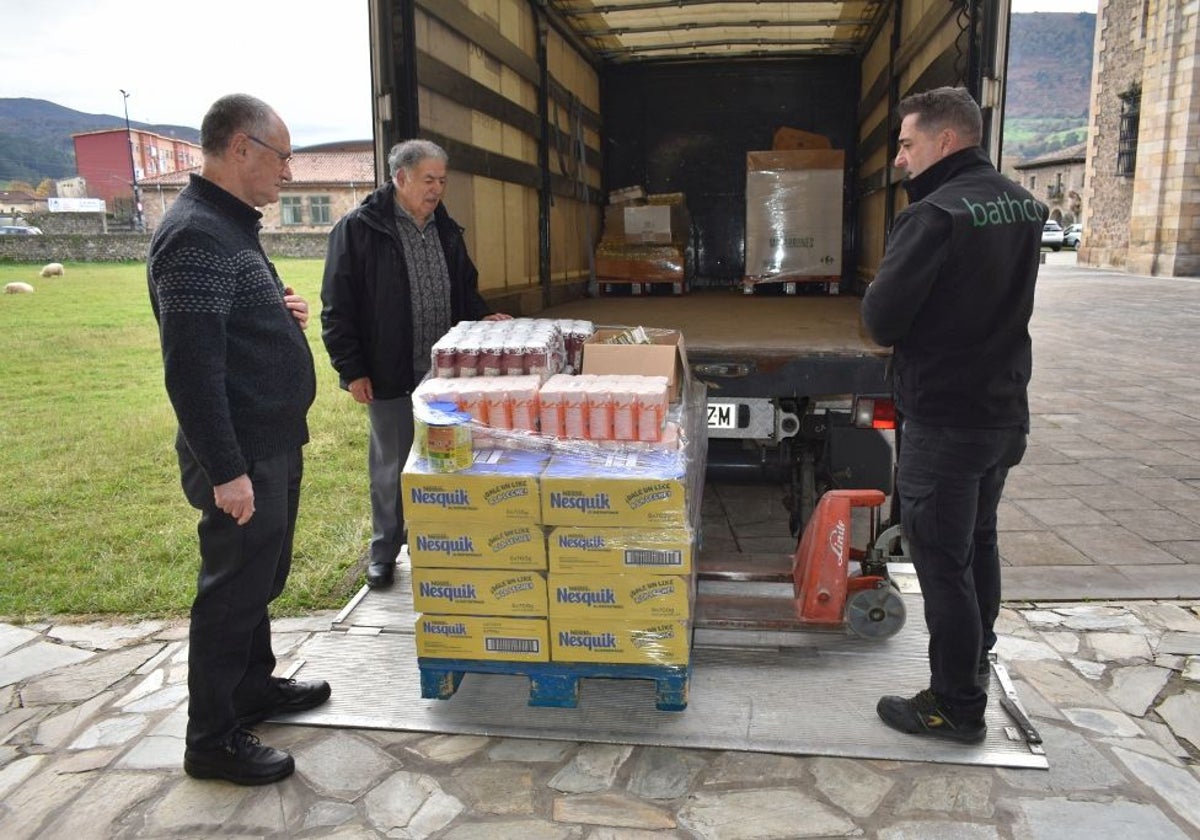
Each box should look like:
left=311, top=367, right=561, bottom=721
left=366, top=560, right=395, bottom=589
left=237, top=677, right=332, bottom=726
left=184, top=729, right=294, bottom=785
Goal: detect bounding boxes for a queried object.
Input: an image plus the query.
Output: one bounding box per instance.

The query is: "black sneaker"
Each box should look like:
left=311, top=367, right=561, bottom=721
left=876, top=688, right=986, bottom=744
left=237, top=677, right=332, bottom=726
left=976, top=656, right=992, bottom=688
left=184, top=729, right=294, bottom=785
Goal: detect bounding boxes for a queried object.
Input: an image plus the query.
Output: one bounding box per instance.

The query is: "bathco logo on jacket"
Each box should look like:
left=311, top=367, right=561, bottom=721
left=961, top=192, right=1046, bottom=227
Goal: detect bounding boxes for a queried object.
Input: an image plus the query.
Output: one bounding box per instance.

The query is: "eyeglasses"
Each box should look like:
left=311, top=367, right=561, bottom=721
left=246, top=134, right=293, bottom=165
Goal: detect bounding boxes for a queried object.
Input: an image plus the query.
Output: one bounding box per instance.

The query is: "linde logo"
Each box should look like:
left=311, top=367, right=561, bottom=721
left=549, top=491, right=611, bottom=512
left=828, top=518, right=847, bottom=560
left=419, top=581, right=478, bottom=602
left=422, top=620, right=468, bottom=636
left=417, top=535, right=474, bottom=554
left=558, top=630, right=618, bottom=650
left=627, top=482, right=672, bottom=510
left=411, top=487, right=470, bottom=507
left=556, top=587, right=617, bottom=606
left=558, top=534, right=606, bottom=550
left=961, top=193, right=1046, bottom=227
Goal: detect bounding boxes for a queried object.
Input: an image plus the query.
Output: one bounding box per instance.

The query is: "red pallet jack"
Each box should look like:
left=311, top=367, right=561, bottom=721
left=695, top=488, right=908, bottom=640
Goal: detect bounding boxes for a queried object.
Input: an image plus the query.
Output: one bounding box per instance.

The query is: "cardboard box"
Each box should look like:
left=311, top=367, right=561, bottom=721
left=541, top=449, right=689, bottom=528
left=602, top=197, right=690, bottom=245
left=411, top=568, right=548, bottom=617
left=594, top=243, right=686, bottom=285
left=548, top=526, right=694, bottom=574
left=401, top=448, right=547, bottom=524
left=415, top=615, right=549, bottom=662
left=549, top=573, right=693, bottom=620
left=744, top=149, right=844, bottom=282
left=550, top=618, right=691, bottom=665
left=771, top=126, right=832, bottom=151
left=408, top=521, right=547, bottom=570
left=582, top=327, right=687, bottom=401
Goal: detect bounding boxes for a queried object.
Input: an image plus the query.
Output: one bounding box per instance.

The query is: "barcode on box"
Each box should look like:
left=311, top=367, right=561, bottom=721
left=486, top=637, right=541, bottom=653
left=624, top=549, right=683, bottom=567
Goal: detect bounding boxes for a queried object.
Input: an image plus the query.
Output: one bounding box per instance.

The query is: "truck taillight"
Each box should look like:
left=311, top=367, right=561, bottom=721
left=853, top=397, right=896, bottom=430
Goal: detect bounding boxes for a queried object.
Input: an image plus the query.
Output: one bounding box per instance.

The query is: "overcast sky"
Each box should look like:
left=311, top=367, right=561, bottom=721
left=2, top=0, right=1097, bottom=147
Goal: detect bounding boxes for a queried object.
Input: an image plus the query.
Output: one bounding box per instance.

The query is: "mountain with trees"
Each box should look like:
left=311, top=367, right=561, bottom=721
left=0, top=98, right=199, bottom=190
left=1, top=13, right=1096, bottom=189
left=1002, top=12, right=1096, bottom=161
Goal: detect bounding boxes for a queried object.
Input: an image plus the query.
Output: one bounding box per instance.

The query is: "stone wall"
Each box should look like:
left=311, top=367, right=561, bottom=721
left=1126, top=0, right=1200, bottom=276
left=0, top=232, right=332, bottom=263
left=1082, top=0, right=1200, bottom=276
left=1080, top=0, right=1141, bottom=269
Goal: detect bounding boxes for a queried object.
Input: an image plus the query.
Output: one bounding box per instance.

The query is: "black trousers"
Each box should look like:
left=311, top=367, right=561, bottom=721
left=897, top=420, right=1026, bottom=719
left=178, top=444, right=302, bottom=749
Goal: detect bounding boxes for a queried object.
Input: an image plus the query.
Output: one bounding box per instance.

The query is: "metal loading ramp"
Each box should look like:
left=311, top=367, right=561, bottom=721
left=284, top=558, right=1048, bottom=770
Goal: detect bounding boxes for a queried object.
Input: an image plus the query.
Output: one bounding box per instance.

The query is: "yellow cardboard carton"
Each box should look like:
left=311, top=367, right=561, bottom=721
left=541, top=450, right=688, bottom=527
left=415, top=615, right=549, bottom=662
left=550, top=618, right=691, bottom=666
left=549, top=573, right=693, bottom=620
left=408, top=521, right=547, bottom=570
left=548, top=526, right=693, bottom=574
left=411, top=568, right=548, bottom=617
left=402, top=448, right=547, bottom=524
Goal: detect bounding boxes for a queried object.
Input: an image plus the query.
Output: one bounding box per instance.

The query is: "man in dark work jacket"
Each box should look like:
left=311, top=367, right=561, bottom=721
left=321, top=139, right=510, bottom=590
left=862, top=86, right=1044, bottom=744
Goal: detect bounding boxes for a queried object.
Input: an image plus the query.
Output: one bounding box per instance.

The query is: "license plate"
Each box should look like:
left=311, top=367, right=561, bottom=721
left=707, top=402, right=740, bottom=429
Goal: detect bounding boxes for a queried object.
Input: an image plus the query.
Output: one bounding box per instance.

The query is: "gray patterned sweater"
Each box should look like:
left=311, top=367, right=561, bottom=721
left=148, top=174, right=315, bottom=486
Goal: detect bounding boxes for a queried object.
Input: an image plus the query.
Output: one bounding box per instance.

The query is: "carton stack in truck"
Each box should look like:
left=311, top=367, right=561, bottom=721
left=743, top=127, right=845, bottom=296
left=595, top=188, right=692, bottom=296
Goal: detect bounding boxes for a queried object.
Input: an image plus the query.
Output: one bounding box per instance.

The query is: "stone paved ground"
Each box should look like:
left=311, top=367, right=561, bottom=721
left=1, top=254, right=1199, bottom=838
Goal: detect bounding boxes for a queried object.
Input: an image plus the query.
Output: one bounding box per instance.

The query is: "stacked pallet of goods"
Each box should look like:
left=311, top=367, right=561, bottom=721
left=401, top=319, right=707, bottom=709
left=743, top=127, right=845, bottom=296
left=595, top=186, right=692, bottom=296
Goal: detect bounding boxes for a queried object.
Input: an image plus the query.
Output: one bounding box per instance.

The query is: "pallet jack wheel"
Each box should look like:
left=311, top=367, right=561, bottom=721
left=845, top=584, right=906, bottom=640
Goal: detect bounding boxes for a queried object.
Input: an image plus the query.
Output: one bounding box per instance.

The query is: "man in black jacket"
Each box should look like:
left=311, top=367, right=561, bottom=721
left=149, top=94, right=330, bottom=785
left=862, top=87, right=1043, bottom=744
left=321, top=140, right=510, bottom=589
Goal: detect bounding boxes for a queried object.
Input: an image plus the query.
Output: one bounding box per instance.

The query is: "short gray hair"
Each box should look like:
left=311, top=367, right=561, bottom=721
left=200, top=94, right=275, bottom=156
left=388, top=139, right=449, bottom=178
left=897, top=86, right=982, bottom=145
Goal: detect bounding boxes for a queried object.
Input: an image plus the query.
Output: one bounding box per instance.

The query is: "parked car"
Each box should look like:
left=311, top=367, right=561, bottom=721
left=1063, top=224, right=1082, bottom=250
left=1041, top=221, right=1064, bottom=251
left=0, top=225, right=42, bottom=235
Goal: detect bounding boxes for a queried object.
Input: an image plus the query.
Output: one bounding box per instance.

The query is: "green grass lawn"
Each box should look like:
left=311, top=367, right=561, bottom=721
left=0, top=259, right=371, bottom=621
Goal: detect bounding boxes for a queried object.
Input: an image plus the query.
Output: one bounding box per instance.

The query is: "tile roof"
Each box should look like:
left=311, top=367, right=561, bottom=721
left=137, top=151, right=377, bottom=187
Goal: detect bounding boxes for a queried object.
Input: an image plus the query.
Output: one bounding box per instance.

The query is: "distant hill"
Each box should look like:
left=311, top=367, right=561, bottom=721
left=0, top=98, right=199, bottom=186
left=1, top=15, right=1096, bottom=186
left=1003, top=12, right=1096, bottom=160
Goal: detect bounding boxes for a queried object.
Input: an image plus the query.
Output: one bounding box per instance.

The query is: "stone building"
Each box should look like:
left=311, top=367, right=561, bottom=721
left=1013, top=143, right=1087, bottom=226
left=136, top=150, right=377, bottom=233
left=1082, top=0, right=1199, bottom=275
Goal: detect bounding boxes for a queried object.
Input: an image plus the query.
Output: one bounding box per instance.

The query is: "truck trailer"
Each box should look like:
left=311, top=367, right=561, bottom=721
left=365, top=0, right=1014, bottom=534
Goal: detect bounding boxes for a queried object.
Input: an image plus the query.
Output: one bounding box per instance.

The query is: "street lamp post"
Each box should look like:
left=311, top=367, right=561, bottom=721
left=120, top=89, right=144, bottom=232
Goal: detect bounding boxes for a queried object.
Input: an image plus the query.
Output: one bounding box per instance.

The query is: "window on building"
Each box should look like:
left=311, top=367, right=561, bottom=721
left=1117, top=84, right=1141, bottom=177
left=281, top=196, right=303, bottom=225
left=309, top=195, right=332, bottom=225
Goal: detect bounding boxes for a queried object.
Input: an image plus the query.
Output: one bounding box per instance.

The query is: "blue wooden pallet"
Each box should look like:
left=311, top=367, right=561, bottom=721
left=417, top=657, right=691, bottom=711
